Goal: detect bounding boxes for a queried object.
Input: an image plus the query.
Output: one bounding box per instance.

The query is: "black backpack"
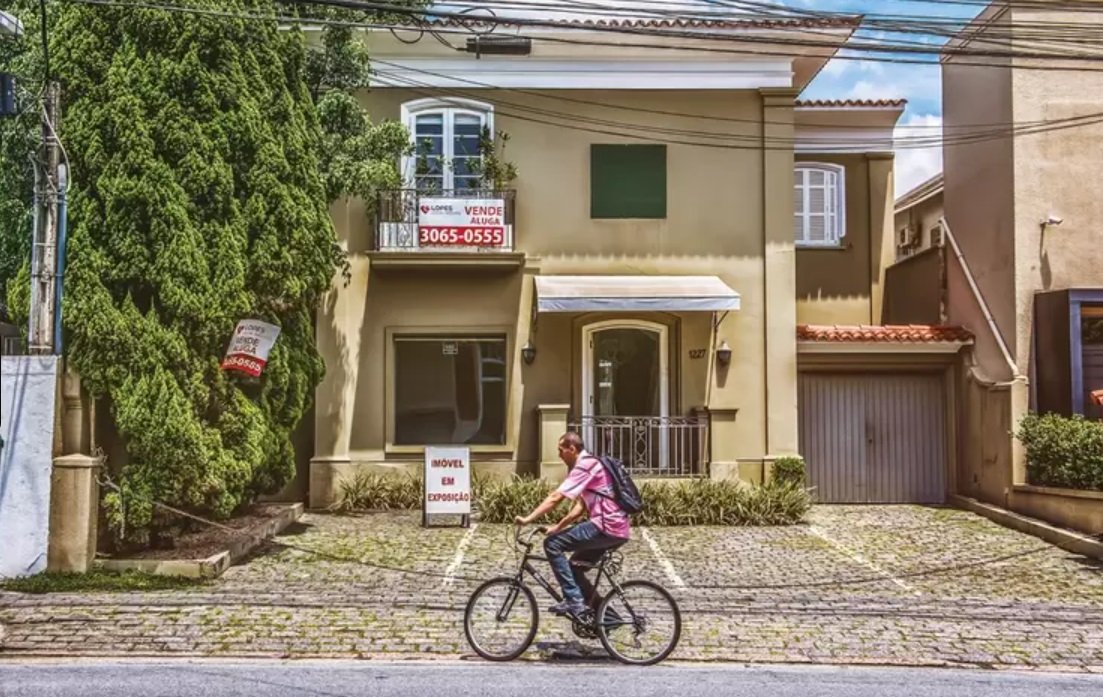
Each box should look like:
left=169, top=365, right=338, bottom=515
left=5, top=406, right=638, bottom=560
left=595, top=455, right=645, bottom=514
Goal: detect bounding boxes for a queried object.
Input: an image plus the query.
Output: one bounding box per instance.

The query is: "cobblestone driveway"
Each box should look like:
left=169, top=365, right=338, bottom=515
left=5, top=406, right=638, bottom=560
left=3, top=506, right=1103, bottom=671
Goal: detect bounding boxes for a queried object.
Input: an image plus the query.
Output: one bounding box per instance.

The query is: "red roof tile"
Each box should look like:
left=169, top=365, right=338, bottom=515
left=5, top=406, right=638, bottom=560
left=797, top=325, right=974, bottom=343
left=424, top=16, right=861, bottom=31
left=796, top=98, right=908, bottom=108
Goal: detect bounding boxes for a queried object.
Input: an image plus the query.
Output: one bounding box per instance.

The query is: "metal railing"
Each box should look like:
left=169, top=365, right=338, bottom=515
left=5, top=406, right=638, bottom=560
left=570, top=414, right=710, bottom=477
left=374, top=188, right=516, bottom=252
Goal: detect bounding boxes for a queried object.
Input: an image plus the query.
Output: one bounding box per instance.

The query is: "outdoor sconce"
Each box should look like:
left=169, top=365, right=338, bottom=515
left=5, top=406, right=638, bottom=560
left=521, top=340, right=536, bottom=365
left=716, top=340, right=732, bottom=367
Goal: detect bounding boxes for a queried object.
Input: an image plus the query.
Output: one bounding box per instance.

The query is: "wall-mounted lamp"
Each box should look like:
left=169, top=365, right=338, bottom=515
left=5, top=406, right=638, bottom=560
left=521, top=340, right=536, bottom=365
left=1040, top=214, right=1064, bottom=229
left=716, top=340, right=732, bottom=367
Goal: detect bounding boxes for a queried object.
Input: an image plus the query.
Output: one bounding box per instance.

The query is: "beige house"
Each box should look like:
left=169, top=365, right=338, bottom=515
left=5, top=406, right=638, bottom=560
left=308, top=15, right=920, bottom=507
left=883, top=2, right=1103, bottom=532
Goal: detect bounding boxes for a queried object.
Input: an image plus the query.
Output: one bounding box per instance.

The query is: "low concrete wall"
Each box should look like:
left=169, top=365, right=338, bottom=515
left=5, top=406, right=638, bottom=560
left=0, top=356, right=59, bottom=579
left=882, top=247, right=943, bottom=325
left=1009, top=485, right=1103, bottom=537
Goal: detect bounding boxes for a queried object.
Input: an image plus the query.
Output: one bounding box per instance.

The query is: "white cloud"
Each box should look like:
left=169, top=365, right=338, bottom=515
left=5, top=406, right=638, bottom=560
left=894, top=114, right=943, bottom=198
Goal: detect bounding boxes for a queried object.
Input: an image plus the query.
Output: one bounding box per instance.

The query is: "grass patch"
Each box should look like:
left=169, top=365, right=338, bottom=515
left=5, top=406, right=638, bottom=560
left=0, top=569, right=207, bottom=594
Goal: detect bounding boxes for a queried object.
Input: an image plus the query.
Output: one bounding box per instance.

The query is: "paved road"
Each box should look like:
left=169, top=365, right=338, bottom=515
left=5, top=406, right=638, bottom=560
left=2, top=660, right=1103, bottom=697
left=4, top=507, right=1103, bottom=669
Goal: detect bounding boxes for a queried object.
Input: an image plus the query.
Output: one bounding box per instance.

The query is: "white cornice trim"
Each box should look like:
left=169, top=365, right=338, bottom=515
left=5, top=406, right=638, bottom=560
left=370, top=57, right=794, bottom=90
left=795, top=126, right=896, bottom=154
left=798, top=341, right=969, bottom=354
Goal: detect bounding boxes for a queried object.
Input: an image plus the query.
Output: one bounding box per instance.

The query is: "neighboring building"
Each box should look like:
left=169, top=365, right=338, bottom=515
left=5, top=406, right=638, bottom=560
left=930, top=2, right=1103, bottom=527
left=893, top=173, right=943, bottom=261
left=308, top=14, right=929, bottom=507
left=0, top=303, right=21, bottom=356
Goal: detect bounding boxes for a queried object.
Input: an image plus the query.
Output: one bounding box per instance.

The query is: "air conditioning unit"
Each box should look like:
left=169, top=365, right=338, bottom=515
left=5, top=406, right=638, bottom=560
left=897, top=225, right=914, bottom=248
left=929, top=223, right=944, bottom=248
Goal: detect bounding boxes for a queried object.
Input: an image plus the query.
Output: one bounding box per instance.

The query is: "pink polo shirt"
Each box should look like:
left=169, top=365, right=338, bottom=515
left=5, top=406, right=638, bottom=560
left=556, top=452, right=631, bottom=539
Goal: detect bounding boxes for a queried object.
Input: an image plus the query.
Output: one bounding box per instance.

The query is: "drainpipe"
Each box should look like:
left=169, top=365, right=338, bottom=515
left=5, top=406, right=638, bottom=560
left=53, top=163, right=68, bottom=356
left=940, top=217, right=1022, bottom=379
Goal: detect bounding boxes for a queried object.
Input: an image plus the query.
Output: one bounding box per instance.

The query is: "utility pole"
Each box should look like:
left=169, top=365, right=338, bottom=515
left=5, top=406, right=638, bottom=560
left=28, top=81, right=60, bottom=354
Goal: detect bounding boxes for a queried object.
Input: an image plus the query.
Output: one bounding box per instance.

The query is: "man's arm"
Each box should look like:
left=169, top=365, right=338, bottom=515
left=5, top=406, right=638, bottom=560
left=546, top=498, right=587, bottom=535
left=514, top=490, right=567, bottom=526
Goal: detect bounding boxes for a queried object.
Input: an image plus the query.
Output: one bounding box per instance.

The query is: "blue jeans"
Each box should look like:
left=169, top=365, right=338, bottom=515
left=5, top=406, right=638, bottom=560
left=544, top=521, right=626, bottom=605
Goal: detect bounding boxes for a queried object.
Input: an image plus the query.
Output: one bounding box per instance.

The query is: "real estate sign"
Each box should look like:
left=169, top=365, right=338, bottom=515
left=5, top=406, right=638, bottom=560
left=417, top=198, right=507, bottom=249
left=221, top=319, right=281, bottom=377
left=424, top=446, right=472, bottom=516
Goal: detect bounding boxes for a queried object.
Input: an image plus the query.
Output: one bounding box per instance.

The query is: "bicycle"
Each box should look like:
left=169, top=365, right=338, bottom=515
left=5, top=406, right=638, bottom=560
left=463, top=525, right=682, bottom=665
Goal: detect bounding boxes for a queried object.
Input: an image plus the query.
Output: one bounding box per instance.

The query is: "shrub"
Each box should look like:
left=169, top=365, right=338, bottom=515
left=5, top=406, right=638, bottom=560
left=473, top=476, right=560, bottom=525
left=633, top=479, right=811, bottom=526
left=332, top=471, right=423, bottom=513
left=772, top=456, right=807, bottom=486
left=330, top=472, right=811, bottom=526
left=1017, top=413, right=1103, bottom=491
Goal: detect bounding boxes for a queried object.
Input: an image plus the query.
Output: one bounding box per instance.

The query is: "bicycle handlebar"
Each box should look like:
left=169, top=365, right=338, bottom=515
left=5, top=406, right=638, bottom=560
left=514, top=524, right=547, bottom=548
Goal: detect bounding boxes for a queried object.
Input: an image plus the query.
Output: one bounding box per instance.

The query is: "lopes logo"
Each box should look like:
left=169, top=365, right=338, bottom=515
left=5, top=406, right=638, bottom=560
left=420, top=203, right=456, bottom=214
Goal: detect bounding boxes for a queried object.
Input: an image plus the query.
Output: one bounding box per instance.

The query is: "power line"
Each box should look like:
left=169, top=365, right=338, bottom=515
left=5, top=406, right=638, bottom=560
left=369, top=63, right=1103, bottom=151
left=55, top=0, right=1103, bottom=73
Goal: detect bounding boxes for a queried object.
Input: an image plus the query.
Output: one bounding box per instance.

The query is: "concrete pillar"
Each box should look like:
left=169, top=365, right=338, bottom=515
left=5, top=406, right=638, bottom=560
left=867, top=153, right=896, bottom=324
left=310, top=254, right=371, bottom=508
left=707, top=407, right=740, bottom=481
left=47, top=361, right=101, bottom=573
left=760, top=88, right=800, bottom=457
left=48, top=454, right=101, bottom=572
left=537, top=404, right=569, bottom=482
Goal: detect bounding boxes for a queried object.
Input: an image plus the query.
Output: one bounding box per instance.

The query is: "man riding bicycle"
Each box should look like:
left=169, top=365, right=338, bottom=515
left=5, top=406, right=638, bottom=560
left=514, top=431, right=629, bottom=619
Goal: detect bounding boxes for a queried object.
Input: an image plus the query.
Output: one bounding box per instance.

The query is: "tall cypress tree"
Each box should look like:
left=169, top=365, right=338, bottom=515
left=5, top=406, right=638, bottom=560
left=50, top=1, right=340, bottom=542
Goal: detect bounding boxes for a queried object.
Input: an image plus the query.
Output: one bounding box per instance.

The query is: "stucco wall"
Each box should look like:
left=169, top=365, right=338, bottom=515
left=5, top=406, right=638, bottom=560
left=883, top=247, right=943, bottom=325
left=942, top=52, right=1016, bottom=376
left=795, top=153, right=894, bottom=326
left=310, top=88, right=810, bottom=504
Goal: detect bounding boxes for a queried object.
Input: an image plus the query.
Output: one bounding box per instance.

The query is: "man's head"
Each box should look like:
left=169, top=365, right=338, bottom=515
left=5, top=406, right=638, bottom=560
left=557, top=431, right=585, bottom=467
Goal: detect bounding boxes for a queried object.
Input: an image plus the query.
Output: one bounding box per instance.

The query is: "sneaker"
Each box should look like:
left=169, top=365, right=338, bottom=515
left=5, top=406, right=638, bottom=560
left=549, top=599, right=588, bottom=617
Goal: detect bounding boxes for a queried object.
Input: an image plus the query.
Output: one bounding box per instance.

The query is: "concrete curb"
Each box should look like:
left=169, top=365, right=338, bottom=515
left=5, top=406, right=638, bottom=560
left=950, top=495, right=1103, bottom=560
left=96, top=503, right=303, bottom=579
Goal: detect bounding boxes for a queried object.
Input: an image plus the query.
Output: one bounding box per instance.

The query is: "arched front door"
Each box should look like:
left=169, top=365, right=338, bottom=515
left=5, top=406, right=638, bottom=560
left=581, top=321, right=669, bottom=470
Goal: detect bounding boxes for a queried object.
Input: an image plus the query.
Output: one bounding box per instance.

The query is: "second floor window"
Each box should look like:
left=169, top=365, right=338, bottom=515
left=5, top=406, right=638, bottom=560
left=794, top=163, right=845, bottom=247
left=404, top=99, right=491, bottom=193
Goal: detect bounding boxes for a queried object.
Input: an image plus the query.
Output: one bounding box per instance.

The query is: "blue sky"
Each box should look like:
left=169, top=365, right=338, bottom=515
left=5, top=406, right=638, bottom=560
left=436, top=1, right=988, bottom=195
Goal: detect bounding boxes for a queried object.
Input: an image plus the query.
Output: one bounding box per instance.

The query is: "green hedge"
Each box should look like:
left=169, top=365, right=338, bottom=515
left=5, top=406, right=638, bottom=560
left=334, top=472, right=810, bottom=526
left=772, top=456, right=807, bottom=486
left=1017, top=413, right=1103, bottom=491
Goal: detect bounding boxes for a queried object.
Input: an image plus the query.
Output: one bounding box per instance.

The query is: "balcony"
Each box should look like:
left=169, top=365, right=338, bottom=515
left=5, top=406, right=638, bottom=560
left=372, top=189, right=521, bottom=269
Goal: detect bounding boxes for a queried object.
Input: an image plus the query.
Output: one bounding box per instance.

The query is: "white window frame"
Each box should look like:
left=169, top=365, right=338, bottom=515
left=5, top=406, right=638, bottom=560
left=401, top=98, right=494, bottom=192
left=794, top=162, right=846, bottom=248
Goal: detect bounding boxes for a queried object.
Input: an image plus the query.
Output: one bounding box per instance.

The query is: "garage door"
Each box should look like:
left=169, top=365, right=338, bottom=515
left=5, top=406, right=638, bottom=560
left=798, top=373, right=947, bottom=503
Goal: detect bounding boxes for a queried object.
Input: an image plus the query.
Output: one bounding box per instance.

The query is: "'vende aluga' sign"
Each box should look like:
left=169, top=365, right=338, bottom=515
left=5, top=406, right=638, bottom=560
left=417, top=198, right=507, bottom=248
left=221, top=319, right=280, bottom=377
left=424, top=446, right=472, bottom=527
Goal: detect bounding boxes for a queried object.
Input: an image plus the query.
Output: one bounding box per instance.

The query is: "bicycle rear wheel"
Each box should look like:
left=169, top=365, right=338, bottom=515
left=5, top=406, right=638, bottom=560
left=464, top=576, right=539, bottom=661
left=597, top=579, right=681, bottom=665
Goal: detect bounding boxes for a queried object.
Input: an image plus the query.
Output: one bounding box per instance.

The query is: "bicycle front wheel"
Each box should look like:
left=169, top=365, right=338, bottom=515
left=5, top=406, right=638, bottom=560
left=597, top=579, right=682, bottom=665
left=464, top=576, right=539, bottom=661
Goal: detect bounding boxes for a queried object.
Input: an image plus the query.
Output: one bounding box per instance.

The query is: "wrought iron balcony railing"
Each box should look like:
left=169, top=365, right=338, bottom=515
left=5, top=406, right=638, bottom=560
left=570, top=414, right=710, bottom=477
